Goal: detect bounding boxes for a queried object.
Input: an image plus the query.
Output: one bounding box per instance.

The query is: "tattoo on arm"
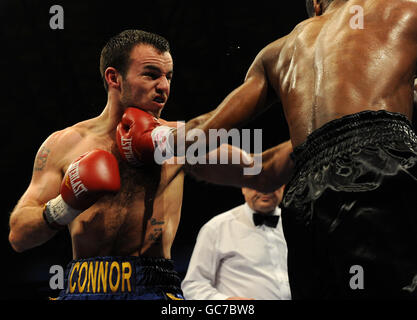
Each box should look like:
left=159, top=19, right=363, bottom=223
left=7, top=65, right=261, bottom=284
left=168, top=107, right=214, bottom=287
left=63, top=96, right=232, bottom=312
left=148, top=218, right=164, bottom=243
left=150, top=218, right=164, bottom=226
left=34, top=147, right=50, bottom=171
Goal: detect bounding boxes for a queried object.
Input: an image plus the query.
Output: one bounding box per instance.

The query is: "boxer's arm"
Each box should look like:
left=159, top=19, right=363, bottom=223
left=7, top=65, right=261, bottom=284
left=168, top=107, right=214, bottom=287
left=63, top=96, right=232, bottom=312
left=184, top=140, right=294, bottom=193
left=9, top=132, right=65, bottom=252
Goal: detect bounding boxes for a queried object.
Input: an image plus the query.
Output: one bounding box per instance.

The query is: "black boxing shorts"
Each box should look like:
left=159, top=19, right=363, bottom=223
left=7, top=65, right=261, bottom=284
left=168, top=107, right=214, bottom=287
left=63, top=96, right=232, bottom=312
left=55, top=256, right=184, bottom=300
left=282, top=110, right=417, bottom=299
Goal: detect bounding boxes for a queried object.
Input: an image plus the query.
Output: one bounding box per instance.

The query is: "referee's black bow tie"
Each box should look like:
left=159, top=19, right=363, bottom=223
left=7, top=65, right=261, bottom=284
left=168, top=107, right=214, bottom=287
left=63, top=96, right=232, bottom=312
left=253, top=213, right=279, bottom=228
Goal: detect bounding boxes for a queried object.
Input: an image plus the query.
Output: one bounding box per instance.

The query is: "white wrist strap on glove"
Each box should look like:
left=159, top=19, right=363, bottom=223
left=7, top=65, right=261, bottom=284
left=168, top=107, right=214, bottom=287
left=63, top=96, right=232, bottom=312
left=152, top=126, right=175, bottom=163
left=43, top=195, right=82, bottom=228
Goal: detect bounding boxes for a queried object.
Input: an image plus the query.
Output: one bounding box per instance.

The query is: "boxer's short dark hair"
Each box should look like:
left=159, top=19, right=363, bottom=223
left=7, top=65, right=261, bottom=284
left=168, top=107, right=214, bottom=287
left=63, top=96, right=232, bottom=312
left=100, top=29, right=170, bottom=92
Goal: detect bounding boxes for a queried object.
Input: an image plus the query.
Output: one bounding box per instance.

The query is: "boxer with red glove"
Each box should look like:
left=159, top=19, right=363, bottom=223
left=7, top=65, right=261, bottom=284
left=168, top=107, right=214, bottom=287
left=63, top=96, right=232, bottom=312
left=116, top=107, right=175, bottom=166
left=43, top=149, right=121, bottom=229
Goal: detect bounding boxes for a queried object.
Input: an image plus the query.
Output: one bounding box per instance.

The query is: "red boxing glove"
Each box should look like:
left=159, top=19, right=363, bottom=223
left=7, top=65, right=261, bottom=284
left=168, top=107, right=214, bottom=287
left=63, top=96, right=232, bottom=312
left=116, top=107, right=175, bottom=166
left=43, top=149, right=121, bottom=228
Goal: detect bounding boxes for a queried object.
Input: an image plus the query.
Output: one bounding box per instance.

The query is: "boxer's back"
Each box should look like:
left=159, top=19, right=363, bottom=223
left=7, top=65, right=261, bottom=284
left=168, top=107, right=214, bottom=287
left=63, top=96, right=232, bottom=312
left=269, top=0, right=417, bottom=147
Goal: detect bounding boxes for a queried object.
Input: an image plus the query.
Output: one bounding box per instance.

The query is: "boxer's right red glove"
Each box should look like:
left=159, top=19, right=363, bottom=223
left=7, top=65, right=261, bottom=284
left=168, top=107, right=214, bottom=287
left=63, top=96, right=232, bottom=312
left=116, top=107, right=175, bottom=166
left=43, top=149, right=121, bottom=229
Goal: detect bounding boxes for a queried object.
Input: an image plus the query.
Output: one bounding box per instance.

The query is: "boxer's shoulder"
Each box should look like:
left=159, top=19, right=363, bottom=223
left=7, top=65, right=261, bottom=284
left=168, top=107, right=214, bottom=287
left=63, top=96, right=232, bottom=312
left=43, top=126, right=85, bottom=156
left=377, top=0, right=417, bottom=31
left=38, top=121, right=100, bottom=174
left=401, top=1, right=417, bottom=35
left=376, top=0, right=417, bottom=14
left=258, top=35, right=289, bottom=58
left=46, top=119, right=93, bottom=144
left=248, top=35, right=289, bottom=78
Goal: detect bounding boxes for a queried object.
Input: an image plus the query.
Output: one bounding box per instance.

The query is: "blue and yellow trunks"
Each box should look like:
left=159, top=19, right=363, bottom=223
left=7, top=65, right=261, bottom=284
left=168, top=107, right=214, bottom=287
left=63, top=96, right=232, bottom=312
left=56, top=256, right=184, bottom=300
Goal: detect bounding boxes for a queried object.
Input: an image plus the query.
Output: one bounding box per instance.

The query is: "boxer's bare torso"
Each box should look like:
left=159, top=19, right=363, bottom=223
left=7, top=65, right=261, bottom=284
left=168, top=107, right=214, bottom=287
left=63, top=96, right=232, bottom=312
left=267, top=0, right=417, bottom=147
left=9, top=42, right=188, bottom=261
left=44, top=117, right=184, bottom=259
left=198, top=0, right=417, bottom=149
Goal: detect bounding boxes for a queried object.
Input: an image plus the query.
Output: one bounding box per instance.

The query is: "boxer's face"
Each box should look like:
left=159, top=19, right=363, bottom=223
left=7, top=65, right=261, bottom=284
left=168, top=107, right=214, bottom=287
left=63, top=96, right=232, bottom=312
left=120, top=44, right=173, bottom=117
left=242, top=186, right=285, bottom=214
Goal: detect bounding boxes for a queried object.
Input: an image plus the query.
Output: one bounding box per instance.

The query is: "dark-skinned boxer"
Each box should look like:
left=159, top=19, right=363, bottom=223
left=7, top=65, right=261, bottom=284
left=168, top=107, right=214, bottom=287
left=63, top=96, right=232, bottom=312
left=160, top=0, right=417, bottom=299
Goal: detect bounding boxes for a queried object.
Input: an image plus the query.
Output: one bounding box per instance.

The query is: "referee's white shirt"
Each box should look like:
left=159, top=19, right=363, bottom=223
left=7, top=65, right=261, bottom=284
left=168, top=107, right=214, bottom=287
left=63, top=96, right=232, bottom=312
left=181, top=203, right=291, bottom=300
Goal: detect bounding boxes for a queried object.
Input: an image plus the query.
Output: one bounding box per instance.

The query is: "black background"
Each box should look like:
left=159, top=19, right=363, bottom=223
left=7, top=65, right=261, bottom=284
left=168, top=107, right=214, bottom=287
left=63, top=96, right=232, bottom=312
left=1, top=0, right=307, bottom=300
